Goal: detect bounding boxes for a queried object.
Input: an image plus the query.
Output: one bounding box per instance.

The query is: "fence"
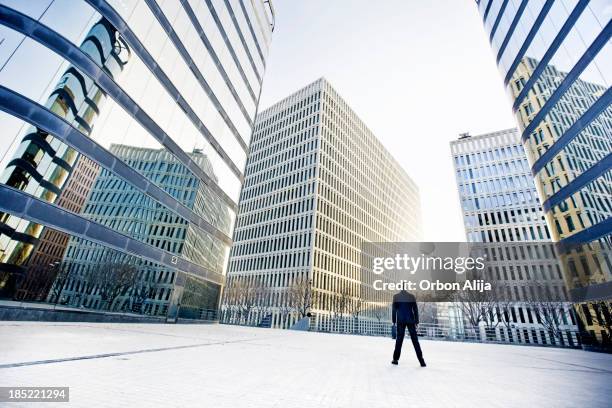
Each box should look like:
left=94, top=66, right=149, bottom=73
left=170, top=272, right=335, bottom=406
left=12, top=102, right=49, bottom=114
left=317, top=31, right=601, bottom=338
left=310, top=316, right=581, bottom=348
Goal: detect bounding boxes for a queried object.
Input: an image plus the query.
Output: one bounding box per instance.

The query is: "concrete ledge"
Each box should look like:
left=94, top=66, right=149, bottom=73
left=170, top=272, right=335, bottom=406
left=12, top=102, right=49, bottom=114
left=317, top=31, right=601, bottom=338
left=0, top=301, right=166, bottom=324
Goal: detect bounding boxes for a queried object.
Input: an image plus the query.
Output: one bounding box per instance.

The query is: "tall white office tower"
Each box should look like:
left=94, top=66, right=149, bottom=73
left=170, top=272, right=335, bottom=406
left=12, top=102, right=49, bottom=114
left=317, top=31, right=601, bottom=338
left=223, top=78, right=422, bottom=331
left=451, top=128, right=579, bottom=346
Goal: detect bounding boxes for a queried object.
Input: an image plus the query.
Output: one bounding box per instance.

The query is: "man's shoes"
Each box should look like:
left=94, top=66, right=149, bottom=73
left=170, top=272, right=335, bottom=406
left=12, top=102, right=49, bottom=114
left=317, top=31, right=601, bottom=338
left=419, top=358, right=426, bottom=367
left=391, top=360, right=398, bottom=365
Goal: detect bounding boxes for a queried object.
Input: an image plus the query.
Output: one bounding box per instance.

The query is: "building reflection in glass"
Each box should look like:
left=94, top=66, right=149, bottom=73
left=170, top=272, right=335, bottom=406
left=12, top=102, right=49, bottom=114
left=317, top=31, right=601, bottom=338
left=0, top=0, right=275, bottom=320
left=508, top=55, right=612, bottom=349
left=477, top=0, right=611, bottom=350
left=54, top=144, right=229, bottom=316
left=0, top=17, right=131, bottom=298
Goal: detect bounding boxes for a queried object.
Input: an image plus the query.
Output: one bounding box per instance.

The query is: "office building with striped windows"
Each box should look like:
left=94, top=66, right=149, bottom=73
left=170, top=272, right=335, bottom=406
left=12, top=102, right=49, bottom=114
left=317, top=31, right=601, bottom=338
left=56, top=144, right=230, bottom=317
left=15, top=155, right=101, bottom=302
left=451, top=128, right=579, bottom=346
left=0, top=0, right=275, bottom=320
left=222, top=78, right=422, bottom=331
left=476, top=0, right=611, bottom=349
left=452, top=129, right=550, bottom=244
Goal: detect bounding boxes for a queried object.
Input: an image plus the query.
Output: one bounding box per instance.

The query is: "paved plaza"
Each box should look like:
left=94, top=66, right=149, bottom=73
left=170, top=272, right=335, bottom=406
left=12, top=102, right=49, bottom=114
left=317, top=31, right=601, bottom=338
left=0, top=322, right=610, bottom=407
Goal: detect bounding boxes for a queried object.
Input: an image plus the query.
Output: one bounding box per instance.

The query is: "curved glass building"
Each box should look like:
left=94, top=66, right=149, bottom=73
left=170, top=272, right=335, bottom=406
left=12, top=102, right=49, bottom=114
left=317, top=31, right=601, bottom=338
left=0, top=0, right=275, bottom=320
left=476, top=0, right=611, bottom=349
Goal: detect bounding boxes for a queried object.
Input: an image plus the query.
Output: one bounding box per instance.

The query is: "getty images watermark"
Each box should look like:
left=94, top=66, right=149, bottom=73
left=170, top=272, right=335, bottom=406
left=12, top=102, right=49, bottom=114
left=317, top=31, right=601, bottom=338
left=357, top=242, right=604, bottom=303
left=371, top=251, right=490, bottom=292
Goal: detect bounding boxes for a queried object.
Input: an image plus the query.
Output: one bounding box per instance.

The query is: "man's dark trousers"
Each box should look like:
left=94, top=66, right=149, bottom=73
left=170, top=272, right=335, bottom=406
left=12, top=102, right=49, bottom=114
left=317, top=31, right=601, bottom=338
left=393, top=322, right=422, bottom=362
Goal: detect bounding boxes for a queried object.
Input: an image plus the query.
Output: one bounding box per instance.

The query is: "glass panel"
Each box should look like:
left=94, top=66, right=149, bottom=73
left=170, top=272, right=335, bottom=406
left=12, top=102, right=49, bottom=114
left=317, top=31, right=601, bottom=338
left=499, top=0, right=547, bottom=74
left=157, top=0, right=254, bottom=136
left=0, top=8, right=244, bottom=205
left=228, top=0, right=265, bottom=68
left=0, top=16, right=235, bottom=298
left=492, top=0, right=521, bottom=50
left=522, top=55, right=611, bottom=167
left=512, top=0, right=607, bottom=128
left=187, top=0, right=260, bottom=106
left=547, top=170, right=612, bottom=240
left=244, top=0, right=272, bottom=55
left=485, top=0, right=505, bottom=33
left=478, top=0, right=490, bottom=18
left=504, top=0, right=578, bottom=82
left=211, top=0, right=264, bottom=76
left=105, top=0, right=248, bottom=178
left=0, top=115, right=230, bottom=268
left=531, top=106, right=612, bottom=200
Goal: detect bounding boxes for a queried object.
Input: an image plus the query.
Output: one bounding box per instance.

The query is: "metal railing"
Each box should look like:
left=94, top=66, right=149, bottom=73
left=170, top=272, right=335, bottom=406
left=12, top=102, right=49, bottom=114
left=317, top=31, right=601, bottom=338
left=310, top=318, right=581, bottom=348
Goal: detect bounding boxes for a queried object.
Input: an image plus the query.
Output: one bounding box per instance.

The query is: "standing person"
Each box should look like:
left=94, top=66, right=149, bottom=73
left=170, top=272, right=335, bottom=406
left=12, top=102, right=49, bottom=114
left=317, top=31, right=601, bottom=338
left=391, top=289, right=426, bottom=367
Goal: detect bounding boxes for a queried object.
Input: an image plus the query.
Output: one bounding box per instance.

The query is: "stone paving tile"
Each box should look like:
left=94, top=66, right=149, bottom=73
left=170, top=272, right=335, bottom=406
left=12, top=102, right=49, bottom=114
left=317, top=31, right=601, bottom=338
left=0, top=322, right=610, bottom=407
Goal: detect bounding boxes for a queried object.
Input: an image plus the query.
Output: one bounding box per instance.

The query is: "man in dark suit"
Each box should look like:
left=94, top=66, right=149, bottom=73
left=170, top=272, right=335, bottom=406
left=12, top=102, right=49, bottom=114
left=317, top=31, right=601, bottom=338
left=391, top=289, right=426, bottom=367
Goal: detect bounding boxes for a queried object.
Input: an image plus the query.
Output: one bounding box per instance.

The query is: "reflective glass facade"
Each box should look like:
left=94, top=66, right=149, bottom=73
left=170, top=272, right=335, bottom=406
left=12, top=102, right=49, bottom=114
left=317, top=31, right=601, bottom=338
left=476, top=0, right=611, bottom=349
left=0, top=0, right=275, bottom=320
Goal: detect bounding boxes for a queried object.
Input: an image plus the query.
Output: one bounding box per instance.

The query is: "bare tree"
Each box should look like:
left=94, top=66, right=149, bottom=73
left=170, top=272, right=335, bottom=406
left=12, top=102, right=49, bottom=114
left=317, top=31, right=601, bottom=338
left=224, top=276, right=246, bottom=323
left=525, top=282, right=571, bottom=344
left=288, top=276, right=312, bottom=319
left=498, top=302, right=517, bottom=342
left=418, top=303, right=438, bottom=324
left=221, top=279, right=241, bottom=323
left=453, top=288, right=497, bottom=341
left=46, top=262, right=73, bottom=305
left=534, top=303, right=568, bottom=344
left=254, top=282, right=272, bottom=321
left=370, top=303, right=388, bottom=324
left=347, top=296, right=365, bottom=334
left=89, top=262, right=138, bottom=311
left=329, top=285, right=351, bottom=331
left=367, top=302, right=390, bottom=336
left=277, top=287, right=294, bottom=327
left=494, top=281, right=520, bottom=342
left=126, top=269, right=157, bottom=313
left=224, top=276, right=266, bottom=325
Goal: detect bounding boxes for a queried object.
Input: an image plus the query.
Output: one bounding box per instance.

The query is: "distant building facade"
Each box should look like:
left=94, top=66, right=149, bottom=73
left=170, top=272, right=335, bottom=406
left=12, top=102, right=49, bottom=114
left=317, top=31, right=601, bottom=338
left=451, top=128, right=579, bottom=346
left=475, top=0, right=611, bottom=350
left=223, top=78, right=422, bottom=331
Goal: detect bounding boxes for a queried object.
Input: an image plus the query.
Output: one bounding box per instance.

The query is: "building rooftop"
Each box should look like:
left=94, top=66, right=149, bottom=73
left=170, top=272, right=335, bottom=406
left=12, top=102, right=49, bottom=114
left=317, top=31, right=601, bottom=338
left=451, top=128, right=518, bottom=144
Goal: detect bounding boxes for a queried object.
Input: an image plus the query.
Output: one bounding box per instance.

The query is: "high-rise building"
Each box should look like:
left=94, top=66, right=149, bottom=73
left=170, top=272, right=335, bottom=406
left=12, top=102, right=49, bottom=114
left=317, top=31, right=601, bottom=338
left=451, top=128, right=579, bottom=346
left=452, top=129, right=550, bottom=243
left=475, top=0, right=611, bottom=349
left=0, top=0, right=275, bottom=320
left=223, top=78, right=422, bottom=330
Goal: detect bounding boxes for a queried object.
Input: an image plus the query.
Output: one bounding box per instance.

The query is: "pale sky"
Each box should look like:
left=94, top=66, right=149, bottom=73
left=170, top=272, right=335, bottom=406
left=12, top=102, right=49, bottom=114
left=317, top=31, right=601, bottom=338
left=258, top=0, right=518, bottom=242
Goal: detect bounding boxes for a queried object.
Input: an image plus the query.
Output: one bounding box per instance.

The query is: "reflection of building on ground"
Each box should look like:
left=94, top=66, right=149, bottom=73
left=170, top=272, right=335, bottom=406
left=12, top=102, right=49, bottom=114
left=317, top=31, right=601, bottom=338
left=0, top=17, right=130, bottom=299
left=451, top=129, right=579, bottom=346
left=477, top=1, right=611, bottom=350
left=56, top=144, right=230, bottom=317
left=222, top=78, right=422, bottom=331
